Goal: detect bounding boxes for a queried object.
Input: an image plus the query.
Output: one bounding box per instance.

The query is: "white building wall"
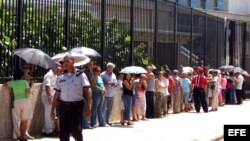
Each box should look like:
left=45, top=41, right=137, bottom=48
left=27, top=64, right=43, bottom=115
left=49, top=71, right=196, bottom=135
left=227, top=0, right=250, bottom=15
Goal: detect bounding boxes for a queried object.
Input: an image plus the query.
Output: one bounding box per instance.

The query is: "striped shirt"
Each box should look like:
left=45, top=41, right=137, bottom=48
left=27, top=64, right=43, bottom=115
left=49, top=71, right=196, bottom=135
left=191, top=74, right=207, bottom=89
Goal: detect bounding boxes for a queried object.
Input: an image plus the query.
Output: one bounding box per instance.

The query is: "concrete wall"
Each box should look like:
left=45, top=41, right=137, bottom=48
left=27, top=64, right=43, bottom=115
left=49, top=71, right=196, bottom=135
left=0, top=83, right=121, bottom=140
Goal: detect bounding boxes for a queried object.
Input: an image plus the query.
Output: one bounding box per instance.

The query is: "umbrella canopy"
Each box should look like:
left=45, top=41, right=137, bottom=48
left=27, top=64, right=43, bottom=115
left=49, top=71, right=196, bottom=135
left=242, top=71, right=250, bottom=77
left=52, top=52, right=90, bottom=67
left=120, top=66, right=147, bottom=74
left=182, top=66, right=194, bottom=73
left=219, top=65, right=235, bottom=72
left=69, top=47, right=102, bottom=58
left=13, top=48, right=57, bottom=69
left=233, top=67, right=244, bottom=73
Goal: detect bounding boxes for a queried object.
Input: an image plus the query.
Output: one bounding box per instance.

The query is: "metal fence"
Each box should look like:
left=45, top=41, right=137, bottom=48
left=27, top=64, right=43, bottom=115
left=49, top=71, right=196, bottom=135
left=0, top=0, right=249, bottom=82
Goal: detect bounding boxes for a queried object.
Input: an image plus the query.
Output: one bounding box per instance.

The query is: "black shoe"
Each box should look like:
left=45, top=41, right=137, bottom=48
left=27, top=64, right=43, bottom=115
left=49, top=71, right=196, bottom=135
left=19, top=139, right=27, bottom=141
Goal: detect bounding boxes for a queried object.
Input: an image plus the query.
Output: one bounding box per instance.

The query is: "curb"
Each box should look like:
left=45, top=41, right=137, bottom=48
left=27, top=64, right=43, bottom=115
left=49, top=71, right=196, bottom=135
left=211, top=134, right=223, bottom=141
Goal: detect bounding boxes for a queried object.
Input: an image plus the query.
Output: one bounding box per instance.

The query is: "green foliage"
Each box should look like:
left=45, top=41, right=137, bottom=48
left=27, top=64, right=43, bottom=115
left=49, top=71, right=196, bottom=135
left=0, top=2, right=134, bottom=77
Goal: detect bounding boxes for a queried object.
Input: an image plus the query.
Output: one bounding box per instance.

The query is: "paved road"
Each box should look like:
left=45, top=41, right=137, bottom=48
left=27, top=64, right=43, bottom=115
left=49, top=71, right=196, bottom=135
left=4, top=100, right=250, bottom=141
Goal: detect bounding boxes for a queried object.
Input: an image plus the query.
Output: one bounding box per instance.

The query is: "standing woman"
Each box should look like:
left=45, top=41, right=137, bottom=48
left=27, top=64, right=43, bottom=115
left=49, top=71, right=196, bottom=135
left=155, top=71, right=165, bottom=118
left=135, top=74, right=147, bottom=120
left=7, top=70, right=31, bottom=141
left=90, top=66, right=108, bottom=128
left=209, top=69, right=219, bottom=111
left=122, top=73, right=134, bottom=125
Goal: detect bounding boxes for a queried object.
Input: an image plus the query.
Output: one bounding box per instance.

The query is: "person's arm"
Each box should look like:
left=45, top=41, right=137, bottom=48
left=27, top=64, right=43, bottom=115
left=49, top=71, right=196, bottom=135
left=51, top=91, right=60, bottom=121
left=142, top=80, right=147, bottom=90
left=83, top=86, right=92, bottom=117
left=25, top=88, right=31, bottom=96
left=123, top=80, right=134, bottom=90
left=91, top=77, right=105, bottom=92
left=45, top=86, right=53, bottom=105
left=147, top=73, right=154, bottom=80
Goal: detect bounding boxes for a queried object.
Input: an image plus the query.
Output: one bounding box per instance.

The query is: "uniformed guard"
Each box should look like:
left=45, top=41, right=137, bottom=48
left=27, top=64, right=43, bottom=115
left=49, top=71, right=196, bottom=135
left=51, top=55, right=92, bottom=141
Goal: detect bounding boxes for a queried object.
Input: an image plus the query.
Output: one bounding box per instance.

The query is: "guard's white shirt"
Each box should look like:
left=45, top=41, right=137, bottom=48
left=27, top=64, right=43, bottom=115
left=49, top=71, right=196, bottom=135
left=42, top=70, right=57, bottom=97
left=236, top=74, right=244, bottom=90
left=54, top=72, right=90, bottom=102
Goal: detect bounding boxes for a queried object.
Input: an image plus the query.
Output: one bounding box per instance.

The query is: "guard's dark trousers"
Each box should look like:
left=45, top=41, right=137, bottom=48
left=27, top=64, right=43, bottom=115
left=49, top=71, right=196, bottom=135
left=193, top=87, right=208, bottom=113
left=59, top=100, right=84, bottom=141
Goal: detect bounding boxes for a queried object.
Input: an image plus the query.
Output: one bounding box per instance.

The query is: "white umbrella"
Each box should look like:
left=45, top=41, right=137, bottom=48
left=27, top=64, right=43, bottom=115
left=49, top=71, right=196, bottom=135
left=52, top=52, right=90, bottom=67
left=182, top=67, right=194, bottom=73
left=69, top=46, right=102, bottom=58
left=120, top=66, right=147, bottom=74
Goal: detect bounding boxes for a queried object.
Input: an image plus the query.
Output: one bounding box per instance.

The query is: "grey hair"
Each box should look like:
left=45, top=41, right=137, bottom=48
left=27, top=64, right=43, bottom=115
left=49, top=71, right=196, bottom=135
left=107, top=62, right=115, bottom=68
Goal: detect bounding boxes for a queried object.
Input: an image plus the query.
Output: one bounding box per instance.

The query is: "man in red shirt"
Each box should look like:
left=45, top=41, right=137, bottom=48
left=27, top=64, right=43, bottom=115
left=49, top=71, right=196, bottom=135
left=191, top=67, right=208, bottom=113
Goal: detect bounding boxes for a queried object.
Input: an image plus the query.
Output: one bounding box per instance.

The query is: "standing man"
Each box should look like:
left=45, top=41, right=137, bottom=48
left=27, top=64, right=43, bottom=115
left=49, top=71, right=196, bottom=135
left=82, top=60, right=94, bottom=129
left=51, top=55, right=92, bottom=141
left=145, top=66, right=155, bottom=118
left=41, top=66, right=61, bottom=136
left=191, top=67, right=208, bottom=113
left=100, top=62, right=117, bottom=126
left=235, top=71, right=244, bottom=104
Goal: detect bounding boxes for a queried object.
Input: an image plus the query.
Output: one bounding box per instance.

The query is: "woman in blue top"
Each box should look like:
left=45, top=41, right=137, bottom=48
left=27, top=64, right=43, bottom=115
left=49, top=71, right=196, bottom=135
left=90, top=66, right=108, bottom=128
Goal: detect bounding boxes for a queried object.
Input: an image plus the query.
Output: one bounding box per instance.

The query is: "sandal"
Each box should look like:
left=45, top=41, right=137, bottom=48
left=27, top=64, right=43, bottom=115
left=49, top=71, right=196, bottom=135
left=127, top=122, right=133, bottom=125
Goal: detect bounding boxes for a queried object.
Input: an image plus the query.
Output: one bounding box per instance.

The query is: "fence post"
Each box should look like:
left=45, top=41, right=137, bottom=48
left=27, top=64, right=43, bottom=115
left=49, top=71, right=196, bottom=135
left=101, top=0, right=106, bottom=69
left=16, top=0, right=23, bottom=70
left=153, top=0, right=158, bottom=66
left=174, top=2, right=177, bottom=69
left=204, top=12, right=207, bottom=66
left=190, top=8, right=193, bottom=66
left=129, top=0, right=134, bottom=66
left=216, top=16, right=219, bottom=68
left=242, top=22, right=247, bottom=69
left=65, top=0, right=70, bottom=49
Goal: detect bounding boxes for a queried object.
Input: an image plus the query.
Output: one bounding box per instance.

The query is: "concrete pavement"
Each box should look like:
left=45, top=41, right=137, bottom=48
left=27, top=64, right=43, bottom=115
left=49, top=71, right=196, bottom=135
left=3, top=100, right=250, bottom=141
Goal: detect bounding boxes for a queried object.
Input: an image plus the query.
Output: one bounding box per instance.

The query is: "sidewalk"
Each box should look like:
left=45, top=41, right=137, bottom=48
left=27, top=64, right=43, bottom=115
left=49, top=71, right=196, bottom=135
left=3, top=100, right=250, bottom=141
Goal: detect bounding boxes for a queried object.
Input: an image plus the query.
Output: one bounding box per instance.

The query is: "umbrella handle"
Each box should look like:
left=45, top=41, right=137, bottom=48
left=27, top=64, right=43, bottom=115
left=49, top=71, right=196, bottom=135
left=30, top=65, right=35, bottom=77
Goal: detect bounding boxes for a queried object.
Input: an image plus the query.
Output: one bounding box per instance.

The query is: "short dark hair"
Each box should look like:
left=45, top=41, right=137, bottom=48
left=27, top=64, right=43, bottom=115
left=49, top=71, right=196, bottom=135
left=13, top=70, right=24, bottom=80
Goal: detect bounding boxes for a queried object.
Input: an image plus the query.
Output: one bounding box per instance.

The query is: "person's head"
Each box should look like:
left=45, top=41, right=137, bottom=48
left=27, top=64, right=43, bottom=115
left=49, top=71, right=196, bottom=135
left=13, top=70, right=24, bottom=80
left=158, top=71, right=164, bottom=79
left=106, top=62, right=115, bottom=73
left=123, top=73, right=132, bottom=81
left=52, top=63, right=62, bottom=75
left=63, top=55, right=75, bottom=72
left=140, top=74, right=147, bottom=81
left=146, top=66, right=152, bottom=73
left=210, top=69, right=218, bottom=77
left=20, top=63, right=30, bottom=75
left=221, top=72, right=226, bottom=77
left=164, top=69, right=171, bottom=77
left=198, top=67, right=204, bottom=74
left=118, top=73, right=124, bottom=80
left=181, top=72, right=188, bottom=78
left=229, top=71, right=234, bottom=76
left=173, top=70, right=179, bottom=76
left=93, top=66, right=102, bottom=76
left=86, top=60, right=94, bottom=70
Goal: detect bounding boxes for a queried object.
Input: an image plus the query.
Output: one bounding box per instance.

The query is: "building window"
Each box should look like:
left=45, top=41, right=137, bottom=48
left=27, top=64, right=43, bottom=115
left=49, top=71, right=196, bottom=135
left=190, top=0, right=197, bottom=8
left=204, top=1, right=211, bottom=9
left=177, top=0, right=185, bottom=5
left=216, top=0, right=224, bottom=11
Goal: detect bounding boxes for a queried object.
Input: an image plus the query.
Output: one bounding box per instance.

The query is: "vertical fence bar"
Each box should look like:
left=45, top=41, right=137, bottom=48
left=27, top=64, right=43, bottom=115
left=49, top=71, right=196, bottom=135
left=65, top=0, right=70, bottom=48
left=190, top=8, right=193, bottom=66
left=216, top=16, right=219, bottom=68
left=174, top=2, right=177, bottom=69
left=242, top=22, right=247, bottom=69
left=154, top=0, right=158, bottom=65
left=16, top=0, right=23, bottom=70
left=204, top=12, right=207, bottom=66
left=129, top=0, right=134, bottom=66
left=101, top=0, right=106, bottom=69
